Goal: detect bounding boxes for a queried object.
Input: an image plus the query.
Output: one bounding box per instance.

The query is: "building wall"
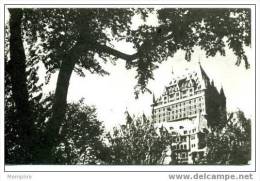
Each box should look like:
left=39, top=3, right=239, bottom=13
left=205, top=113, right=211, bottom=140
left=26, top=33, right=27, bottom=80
left=152, top=64, right=226, bottom=164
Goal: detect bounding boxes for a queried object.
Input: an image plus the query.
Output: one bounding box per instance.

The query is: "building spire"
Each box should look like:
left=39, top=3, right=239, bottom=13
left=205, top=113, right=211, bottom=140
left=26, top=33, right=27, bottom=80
left=152, top=93, right=156, bottom=104
left=198, top=61, right=209, bottom=80
left=198, top=54, right=201, bottom=65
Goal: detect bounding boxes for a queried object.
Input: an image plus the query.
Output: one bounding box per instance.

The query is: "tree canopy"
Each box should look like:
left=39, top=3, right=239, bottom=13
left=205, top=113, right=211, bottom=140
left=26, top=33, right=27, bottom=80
left=24, top=8, right=250, bottom=95
left=206, top=110, right=251, bottom=164
left=105, top=113, right=172, bottom=165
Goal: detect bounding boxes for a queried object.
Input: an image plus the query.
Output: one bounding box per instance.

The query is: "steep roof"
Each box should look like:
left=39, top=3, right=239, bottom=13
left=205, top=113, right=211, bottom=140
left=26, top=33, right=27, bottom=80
left=165, top=63, right=210, bottom=92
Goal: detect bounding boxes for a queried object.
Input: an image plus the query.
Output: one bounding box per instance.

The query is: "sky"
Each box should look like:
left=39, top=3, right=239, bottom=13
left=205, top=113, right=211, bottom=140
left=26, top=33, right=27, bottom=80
left=5, top=9, right=255, bottom=130
left=42, top=45, right=254, bottom=130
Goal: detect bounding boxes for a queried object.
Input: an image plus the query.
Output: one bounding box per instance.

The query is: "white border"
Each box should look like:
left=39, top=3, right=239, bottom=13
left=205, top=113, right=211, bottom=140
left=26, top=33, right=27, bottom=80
left=0, top=1, right=258, bottom=180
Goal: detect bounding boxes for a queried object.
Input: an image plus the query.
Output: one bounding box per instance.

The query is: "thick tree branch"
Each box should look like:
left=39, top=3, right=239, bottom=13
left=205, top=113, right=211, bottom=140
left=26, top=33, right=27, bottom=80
left=93, top=44, right=138, bottom=62
left=92, top=31, right=174, bottom=62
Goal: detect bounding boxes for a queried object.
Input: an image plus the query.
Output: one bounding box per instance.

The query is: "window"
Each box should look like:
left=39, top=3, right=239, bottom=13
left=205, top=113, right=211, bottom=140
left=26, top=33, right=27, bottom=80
left=184, top=130, right=187, bottom=134
left=191, top=135, right=195, bottom=140
left=182, top=137, right=186, bottom=142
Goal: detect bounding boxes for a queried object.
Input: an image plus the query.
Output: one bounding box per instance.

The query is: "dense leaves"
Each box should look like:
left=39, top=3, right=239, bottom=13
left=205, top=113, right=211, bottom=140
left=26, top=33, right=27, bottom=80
left=23, top=8, right=250, bottom=96
left=55, top=99, right=105, bottom=164
left=105, top=113, right=172, bottom=165
left=206, top=110, right=251, bottom=164
left=23, top=9, right=135, bottom=78
left=5, top=9, right=44, bottom=163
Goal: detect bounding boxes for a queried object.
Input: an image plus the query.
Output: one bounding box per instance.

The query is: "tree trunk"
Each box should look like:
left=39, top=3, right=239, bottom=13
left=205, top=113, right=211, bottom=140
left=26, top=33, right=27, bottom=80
left=8, top=9, right=34, bottom=163
left=41, top=43, right=85, bottom=163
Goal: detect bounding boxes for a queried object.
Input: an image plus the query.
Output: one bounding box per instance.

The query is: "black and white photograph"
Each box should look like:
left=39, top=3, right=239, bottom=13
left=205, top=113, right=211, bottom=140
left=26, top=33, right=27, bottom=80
left=1, top=1, right=259, bottom=181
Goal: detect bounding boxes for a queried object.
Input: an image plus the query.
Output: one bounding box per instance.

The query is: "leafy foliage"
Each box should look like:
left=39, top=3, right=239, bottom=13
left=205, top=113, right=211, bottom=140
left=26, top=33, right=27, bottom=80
left=5, top=11, right=45, bottom=163
left=23, top=8, right=135, bottom=79
left=23, top=8, right=250, bottom=96
left=105, top=113, right=172, bottom=165
left=206, top=110, right=251, bottom=164
left=54, top=99, right=105, bottom=164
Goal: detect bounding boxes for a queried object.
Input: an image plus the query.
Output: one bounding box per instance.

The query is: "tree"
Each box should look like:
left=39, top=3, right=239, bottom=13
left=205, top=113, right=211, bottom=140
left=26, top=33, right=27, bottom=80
left=105, top=113, right=172, bottom=164
left=6, top=9, right=33, bottom=163
left=54, top=99, right=105, bottom=165
left=7, top=8, right=251, bottom=163
left=206, top=110, right=251, bottom=165
left=5, top=9, right=44, bottom=163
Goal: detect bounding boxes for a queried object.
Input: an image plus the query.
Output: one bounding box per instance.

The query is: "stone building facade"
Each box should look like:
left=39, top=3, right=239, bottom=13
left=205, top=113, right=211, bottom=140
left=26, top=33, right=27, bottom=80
left=152, top=63, right=226, bottom=164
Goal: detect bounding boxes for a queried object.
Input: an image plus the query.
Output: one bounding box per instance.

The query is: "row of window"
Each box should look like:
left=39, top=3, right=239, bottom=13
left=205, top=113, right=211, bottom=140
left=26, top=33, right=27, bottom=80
left=162, top=89, right=203, bottom=101
left=191, top=144, right=196, bottom=148
left=167, top=81, right=202, bottom=94
left=155, top=97, right=204, bottom=113
left=172, top=144, right=187, bottom=150
left=157, top=92, right=203, bottom=105
left=181, top=152, right=188, bottom=159
left=155, top=109, right=204, bottom=122
left=172, top=136, right=187, bottom=143
left=157, top=104, right=204, bottom=116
